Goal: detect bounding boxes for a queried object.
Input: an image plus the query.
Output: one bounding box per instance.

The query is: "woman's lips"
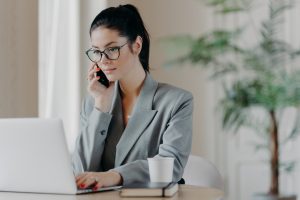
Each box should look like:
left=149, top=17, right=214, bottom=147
left=102, top=68, right=116, bottom=74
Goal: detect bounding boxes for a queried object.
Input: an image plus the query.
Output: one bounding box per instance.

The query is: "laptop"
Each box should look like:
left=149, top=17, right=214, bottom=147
left=0, top=118, right=121, bottom=194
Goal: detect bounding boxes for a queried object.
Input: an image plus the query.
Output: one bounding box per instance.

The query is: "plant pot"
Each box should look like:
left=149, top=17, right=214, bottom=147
left=252, top=193, right=297, bottom=200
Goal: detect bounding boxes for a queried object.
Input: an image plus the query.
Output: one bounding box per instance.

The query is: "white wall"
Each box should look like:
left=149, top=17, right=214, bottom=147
left=0, top=0, right=38, bottom=118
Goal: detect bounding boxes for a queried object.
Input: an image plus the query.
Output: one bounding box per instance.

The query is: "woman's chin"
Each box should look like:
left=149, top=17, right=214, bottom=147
left=106, top=74, right=119, bottom=82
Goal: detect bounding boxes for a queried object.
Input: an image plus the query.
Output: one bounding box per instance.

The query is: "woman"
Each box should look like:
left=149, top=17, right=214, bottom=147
left=73, top=4, right=193, bottom=190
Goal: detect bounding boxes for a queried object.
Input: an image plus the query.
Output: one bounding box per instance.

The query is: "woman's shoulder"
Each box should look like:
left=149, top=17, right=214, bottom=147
left=157, top=82, right=193, bottom=97
left=154, top=82, right=193, bottom=104
left=152, top=82, right=193, bottom=115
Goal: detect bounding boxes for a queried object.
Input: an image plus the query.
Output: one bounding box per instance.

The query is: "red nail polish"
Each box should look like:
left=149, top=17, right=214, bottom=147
left=93, top=187, right=98, bottom=191
left=80, top=184, right=85, bottom=188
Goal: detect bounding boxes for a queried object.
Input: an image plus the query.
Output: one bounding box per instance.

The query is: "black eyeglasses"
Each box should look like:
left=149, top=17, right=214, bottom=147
left=85, top=42, right=128, bottom=62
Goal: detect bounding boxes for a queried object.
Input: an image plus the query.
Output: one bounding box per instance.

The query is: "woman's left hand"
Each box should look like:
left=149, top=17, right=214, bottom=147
left=75, top=171, right=123, bottom=191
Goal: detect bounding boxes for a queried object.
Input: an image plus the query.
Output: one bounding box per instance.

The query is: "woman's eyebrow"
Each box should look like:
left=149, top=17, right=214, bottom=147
left=92, top=41, right=118, bottom=49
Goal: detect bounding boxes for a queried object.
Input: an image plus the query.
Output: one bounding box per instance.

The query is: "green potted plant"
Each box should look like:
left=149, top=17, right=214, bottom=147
left=165, top=0, right=300, bottom=199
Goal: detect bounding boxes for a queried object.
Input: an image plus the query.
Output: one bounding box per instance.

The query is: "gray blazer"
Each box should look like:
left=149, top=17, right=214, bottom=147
left=72, top=73, right=193, bottom=185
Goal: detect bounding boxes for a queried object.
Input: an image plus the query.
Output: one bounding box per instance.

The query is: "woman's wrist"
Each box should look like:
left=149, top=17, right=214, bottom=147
left=94, top=96, right=111, bottom=113
left=109, top=170, right=123, bottom=186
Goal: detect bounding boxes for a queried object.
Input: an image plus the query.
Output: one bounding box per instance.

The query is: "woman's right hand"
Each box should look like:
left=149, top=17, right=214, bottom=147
left=87, top=63, right=115, bottom=113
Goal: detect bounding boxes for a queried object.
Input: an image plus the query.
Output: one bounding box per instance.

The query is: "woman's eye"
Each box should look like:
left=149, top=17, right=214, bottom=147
left=108, top=47, right=119, bottom=52
left=93, top=50, right=101, bottom=55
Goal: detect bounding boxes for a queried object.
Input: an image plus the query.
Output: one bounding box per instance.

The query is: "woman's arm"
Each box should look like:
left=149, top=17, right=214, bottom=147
left=73, top=64, right=115, bottom=173
left=72, top=96, right=112, bottom=173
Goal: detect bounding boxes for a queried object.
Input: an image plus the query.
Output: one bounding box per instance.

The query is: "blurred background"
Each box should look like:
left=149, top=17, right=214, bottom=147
left=0, top=0, right=300, bottom=199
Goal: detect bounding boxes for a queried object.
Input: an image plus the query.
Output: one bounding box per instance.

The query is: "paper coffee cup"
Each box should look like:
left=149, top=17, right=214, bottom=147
left=147, top=157, right=174, bottom=182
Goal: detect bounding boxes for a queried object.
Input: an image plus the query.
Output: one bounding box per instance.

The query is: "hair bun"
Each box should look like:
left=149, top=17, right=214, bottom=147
left=121, top=4, right=138, bottom=12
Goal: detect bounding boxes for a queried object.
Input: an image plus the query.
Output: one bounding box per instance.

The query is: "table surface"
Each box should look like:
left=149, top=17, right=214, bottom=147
left=0, top=185, right=224, bottom=200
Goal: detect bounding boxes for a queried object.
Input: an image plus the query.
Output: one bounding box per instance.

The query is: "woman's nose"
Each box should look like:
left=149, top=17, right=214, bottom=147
left=99, top=54, right=110, bottom=64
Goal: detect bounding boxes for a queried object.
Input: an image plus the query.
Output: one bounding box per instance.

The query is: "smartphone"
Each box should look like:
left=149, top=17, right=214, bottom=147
left=95, top=63, right=109, bottom=88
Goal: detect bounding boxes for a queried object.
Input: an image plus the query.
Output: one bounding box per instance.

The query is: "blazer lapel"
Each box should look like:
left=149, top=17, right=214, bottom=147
left=115, top=73, right=158, bottom=166
left=109, top=82, right=124, bottom=130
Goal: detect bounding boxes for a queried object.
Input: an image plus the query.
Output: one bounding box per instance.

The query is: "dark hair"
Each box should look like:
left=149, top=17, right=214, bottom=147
left=90, top=4, right=150, bottom=72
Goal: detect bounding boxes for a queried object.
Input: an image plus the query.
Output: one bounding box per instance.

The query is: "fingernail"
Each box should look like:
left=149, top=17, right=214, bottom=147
left=96, top=68, right=100, bottom=71
left=96, top=76, right=100, bottom=79
left=93, top=187, right=98, bottom=191
left=80, top=184, right=85, bottom=188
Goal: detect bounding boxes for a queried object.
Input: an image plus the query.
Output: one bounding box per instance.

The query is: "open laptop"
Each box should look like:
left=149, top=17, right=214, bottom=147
left=0, top=118, right=121, bottom=194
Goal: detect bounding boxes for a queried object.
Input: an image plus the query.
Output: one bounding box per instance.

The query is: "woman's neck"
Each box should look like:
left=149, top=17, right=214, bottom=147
left=119, top=65, right=146, bottom=99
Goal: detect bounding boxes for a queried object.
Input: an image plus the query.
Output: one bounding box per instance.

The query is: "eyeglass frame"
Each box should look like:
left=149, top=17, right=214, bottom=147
left=85, top=42, right=128, bottom=62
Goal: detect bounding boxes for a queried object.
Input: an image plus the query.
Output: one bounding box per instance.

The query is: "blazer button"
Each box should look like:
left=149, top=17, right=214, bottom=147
left=100, top=130, right=106, bottom=135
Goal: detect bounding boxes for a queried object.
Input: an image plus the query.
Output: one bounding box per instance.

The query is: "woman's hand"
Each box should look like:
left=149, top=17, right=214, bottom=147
left=87, top=63, right=115, bottom=112
left=76, top=171, right=123, bottom=191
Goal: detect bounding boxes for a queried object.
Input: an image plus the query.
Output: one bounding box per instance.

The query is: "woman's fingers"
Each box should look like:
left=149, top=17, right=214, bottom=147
left=88, top=76, right=100, bottom=90
left=76, top=172, right=100, bottom=189
left=75, top=173, right=85, bottom=181
left=87, top=67, right=100, bottom=81
left=82, top=177, right=98, bottom=188
left=86, top=63, right=96, bottom=80
left=88, top=62, right=96, bottom=73
left=76, top=171, right=121, bottom=190
left=87, top=68, right=96, bottom=80
left=88, top=68, right=101, bottom=81
left=92, top=181, right=104, bottom=191
left=76, top=173, right=89, bottom=188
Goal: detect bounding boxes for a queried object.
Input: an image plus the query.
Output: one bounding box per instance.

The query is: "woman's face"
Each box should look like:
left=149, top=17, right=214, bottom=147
left=90, top=27, right=138, bottom=82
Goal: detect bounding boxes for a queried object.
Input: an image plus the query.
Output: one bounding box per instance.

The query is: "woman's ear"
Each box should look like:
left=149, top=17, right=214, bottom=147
left=133, top=36, right=143, bottom=55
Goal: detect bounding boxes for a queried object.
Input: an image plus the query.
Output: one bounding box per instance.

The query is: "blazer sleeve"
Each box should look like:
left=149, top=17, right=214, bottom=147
left=113, top=92, right=193, bottom=185
left=72, top=96, right=112, bottom=173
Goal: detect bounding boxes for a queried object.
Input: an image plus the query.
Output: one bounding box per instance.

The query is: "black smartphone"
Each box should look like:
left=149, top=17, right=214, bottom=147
left=95, top=63, right=109, bottom=88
